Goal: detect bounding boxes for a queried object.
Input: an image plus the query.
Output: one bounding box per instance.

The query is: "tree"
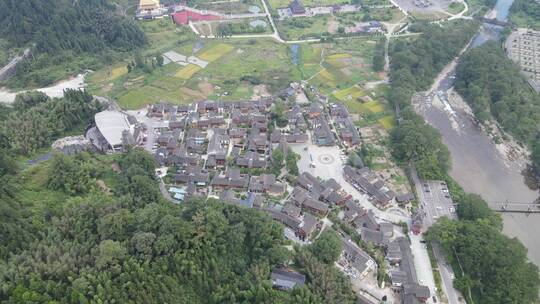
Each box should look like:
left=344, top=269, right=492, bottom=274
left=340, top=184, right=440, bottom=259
left=12, top=91, right=48, bottom=112
left=456, top=193, right=502, bottom=229
left=427, top=219, right=540, bottom=304
left=532, top=141, right=540, bottom=170
left=390, top=119, right=450, bottom=178
left=95, top=240, right=127, bottom=270
left=308, top=229, right=342, bottom=264
left=156, top=54, right=164, bottom=67
left=47, top=153, right=95, bottom=195
left=286, top=149, right=300, bottom=176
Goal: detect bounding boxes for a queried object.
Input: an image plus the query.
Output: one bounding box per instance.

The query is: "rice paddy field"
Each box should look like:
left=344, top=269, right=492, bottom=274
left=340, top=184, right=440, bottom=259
left=175, top=64, right=203, bottom=80
left=298, top=38, right=383, bottom=93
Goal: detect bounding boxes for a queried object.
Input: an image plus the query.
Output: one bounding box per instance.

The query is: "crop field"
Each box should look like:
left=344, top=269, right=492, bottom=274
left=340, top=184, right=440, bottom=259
left=175, top=64, right=203, bottom=79
left=88, top=31, right=301, bottom=108
left=378, top=115, right=395, bottom=130
left=198, top=44, right=234, bottom=62
left=358, top=100, right=385, bottom=114
left=299, top=39, right=383, bottom=94
left=333, top=85, right=365, bottom=101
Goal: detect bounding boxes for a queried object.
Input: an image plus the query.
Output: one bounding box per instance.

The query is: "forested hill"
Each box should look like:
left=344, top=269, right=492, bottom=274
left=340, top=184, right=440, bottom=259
left=0, top=91, right=354, bottom=302
left=0, top=148, right=355, bottom=303
left=0, top=0, right=146, bottom=87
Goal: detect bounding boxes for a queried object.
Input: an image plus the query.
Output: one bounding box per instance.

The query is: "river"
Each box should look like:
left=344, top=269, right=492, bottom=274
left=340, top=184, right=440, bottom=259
left=415, top=0, right=540, bottom=266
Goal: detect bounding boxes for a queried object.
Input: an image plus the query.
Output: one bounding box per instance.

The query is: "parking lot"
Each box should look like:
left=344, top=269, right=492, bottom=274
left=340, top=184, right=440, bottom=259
left=418, top=180, right=457, bottom=227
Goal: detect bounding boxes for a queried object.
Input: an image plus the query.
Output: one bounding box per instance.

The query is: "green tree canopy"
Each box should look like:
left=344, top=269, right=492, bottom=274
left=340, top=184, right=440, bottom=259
left=308, top=229, right=342, bottom=265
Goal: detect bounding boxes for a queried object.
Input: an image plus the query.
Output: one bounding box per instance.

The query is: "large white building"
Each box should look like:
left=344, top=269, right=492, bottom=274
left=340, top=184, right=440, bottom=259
left=90, top=110, right=140, bottom=153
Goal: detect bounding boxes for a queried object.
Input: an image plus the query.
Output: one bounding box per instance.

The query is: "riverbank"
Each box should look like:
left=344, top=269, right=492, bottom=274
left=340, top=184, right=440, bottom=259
left=0, top=73, right=87, bottom=103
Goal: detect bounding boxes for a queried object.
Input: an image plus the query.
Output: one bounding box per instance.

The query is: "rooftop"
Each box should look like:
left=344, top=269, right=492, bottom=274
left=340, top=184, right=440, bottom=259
left=95, top=111, right=131, bottom=147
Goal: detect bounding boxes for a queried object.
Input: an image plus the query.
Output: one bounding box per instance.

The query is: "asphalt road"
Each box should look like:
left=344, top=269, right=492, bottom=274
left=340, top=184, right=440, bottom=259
left=411, top=168, right=463, bottom=304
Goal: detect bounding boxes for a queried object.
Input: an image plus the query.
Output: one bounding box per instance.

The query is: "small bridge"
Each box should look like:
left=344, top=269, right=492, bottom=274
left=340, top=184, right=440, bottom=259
left=474, top=16, right=511, bottom=27
left=494, top=201, right=540, bottom=214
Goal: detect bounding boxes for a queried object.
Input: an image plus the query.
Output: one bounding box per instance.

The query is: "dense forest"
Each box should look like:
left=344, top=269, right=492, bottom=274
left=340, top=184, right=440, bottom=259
left=455, top=42, right=540, bottom=168
left=388, top=21, right=478, bottom=178
left=509, top=0, right=540, bottom=30
left=0, top=90, right=102, bottom=155
left=427, top=191, right=539, bottom=304
left=0, top=147, right=356, bottom=303
left=0, top=0, right=146, bottom=88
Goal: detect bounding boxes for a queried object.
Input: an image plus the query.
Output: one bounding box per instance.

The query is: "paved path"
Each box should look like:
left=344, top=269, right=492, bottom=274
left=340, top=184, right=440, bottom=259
left=260, top=0, right=285, bottom=43
left=409, top=233, right=437, bottom=304
left=432, top=242, right=464, bottom=304
left=159, top=179, right=177, bottom=203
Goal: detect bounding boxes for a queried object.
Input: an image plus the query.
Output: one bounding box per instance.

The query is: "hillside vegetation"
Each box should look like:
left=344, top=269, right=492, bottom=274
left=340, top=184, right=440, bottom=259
left=510, top=0, right=540, bottom=30
left=455, top=42, right=540, bottom=168
left=0, top=0, right=146, bottom=88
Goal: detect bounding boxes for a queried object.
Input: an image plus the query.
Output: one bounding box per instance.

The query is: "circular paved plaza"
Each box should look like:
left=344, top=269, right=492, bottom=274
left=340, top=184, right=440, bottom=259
left=318, top=154, right=335, bottom=164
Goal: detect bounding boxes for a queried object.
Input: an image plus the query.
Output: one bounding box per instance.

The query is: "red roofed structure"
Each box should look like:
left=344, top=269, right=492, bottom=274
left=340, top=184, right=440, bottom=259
left=172, top=9, right=222, bottom=25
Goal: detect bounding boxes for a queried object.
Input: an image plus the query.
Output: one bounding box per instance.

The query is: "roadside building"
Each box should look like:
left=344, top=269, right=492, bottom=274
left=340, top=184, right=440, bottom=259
left=271, top=269, right=305, bottom=290
left=340, top=237, right=377, bottom=278
left=297, top=213, right=320, bottom=240
left=249, top=174, right=286, bottom=196
left=211, top=168, right=250, bottom=190
left=289, top=0, right=306, bottom=15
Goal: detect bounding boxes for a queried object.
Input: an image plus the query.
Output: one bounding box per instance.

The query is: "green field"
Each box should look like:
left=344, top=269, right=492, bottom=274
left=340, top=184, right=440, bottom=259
left=299, top=38, right=383, bottom=93
left=195, top=0, right=263, bottom=13
left=278, top=15, right=333, bottom=40
left=446, top=1, right=465, bottom=14
left=333, top=85, right=365, bottom=101
left=378, top=115, right=396, bottom=130
left=88, top=19, right=301, bottom=109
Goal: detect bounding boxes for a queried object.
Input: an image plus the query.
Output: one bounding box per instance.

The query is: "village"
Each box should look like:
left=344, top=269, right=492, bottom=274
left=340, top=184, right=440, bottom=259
left=81, top=78, right=460, bottom=303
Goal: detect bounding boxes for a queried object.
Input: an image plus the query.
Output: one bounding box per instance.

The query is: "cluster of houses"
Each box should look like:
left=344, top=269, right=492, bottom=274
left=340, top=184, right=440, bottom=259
left=343, top=165, right=396, bottom=208
left=269, top=172, right=351, bottom=241
left=146, top=96, right=364, bottom=204
left=341, top=200, right=431, bottom=303
left=136, top=95, right=426, bottom=302
left=277, top=0, right=362, bottom=20
left=271, top=193, right=430, bottom=304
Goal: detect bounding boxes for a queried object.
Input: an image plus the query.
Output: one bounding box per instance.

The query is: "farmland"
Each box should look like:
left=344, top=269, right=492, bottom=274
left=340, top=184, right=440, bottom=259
left=87, top=19, right=300, bottom=109
left=298, top=38, right=383, bottom=93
